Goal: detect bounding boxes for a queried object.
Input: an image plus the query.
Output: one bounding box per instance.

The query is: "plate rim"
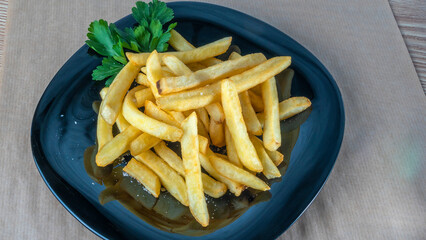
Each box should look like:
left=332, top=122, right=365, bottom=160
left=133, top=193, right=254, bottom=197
left=30, top=2, right=345, bottom=239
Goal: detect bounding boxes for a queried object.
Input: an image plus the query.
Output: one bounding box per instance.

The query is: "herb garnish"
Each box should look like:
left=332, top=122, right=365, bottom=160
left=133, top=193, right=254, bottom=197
left=86, top=0, right=176, bottom=86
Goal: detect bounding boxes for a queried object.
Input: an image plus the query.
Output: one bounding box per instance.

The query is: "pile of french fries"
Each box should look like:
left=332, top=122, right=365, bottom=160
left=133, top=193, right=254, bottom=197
left=95, top=29, right=311, bottom=227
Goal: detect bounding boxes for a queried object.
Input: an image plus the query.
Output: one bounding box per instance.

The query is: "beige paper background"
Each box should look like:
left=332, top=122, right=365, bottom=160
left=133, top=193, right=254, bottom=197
left=0, top=0, right=424, bottom=239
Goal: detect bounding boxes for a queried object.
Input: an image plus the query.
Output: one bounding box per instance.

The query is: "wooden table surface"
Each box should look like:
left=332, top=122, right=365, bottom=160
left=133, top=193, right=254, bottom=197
left=0, top=0, right=424, bottom=93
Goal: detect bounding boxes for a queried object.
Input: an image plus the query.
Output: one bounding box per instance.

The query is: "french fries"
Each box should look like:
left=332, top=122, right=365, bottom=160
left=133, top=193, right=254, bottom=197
left=157, top=56, right=291, bottom=111
left=136, top=73, right=149, bottom=87
left=122, top=85, right=183, bottom=141
left=153, top=141, right=225, bottom=198
left=168, top=111, right=186, bottom=123
left=205, top=102, right=225, bottom=146
left=97, top=87, right=113, bottom=150
left=265, top=145, right=284, bottom=167
left=201, top=174, right=227, bottom=198
left=99, top=87, right=109, bottom=99
left=100, top=61, right=140, bottom=124
left=157, top=53, right=265, bottom=94
left=195, top=108, right=210, bottom=131
left=123, top=158, right=161, bottom=197
left=262, top=76, right=281, bottom=151
left=208, top=152, right=270, bottom=191
left=221, top=79, right=263, bottom=172
left=146, top=50, right=162, bottom=97
left=134, top=88, right=154, bottom=108
left=209, top=119, right=225, bottom=147
left=169, top=29, right=195, bottom=51
left=93, top=29, right=305, bottom=228
left=257, top=96, right=312, bottom=127
left=130, top=133, right=161, bottom=156
left=144, top=100, right=181, bottom=128
left=199, top=152, right=244, bottom=196
left=248, top=90, right=264, bottom=112
left=115, top=112, right=130, bottom=132
left=127, top=37, right=232, bottom=66
left=162, top=54, right=192, bottom=76
left=239, top=91, right=262, bottom=135
left=278, top=97, right=312, bottom=120
left=96, top=126, right=141, bottom=167
left=181, top=113, right=209, bottom=227
left=135, top=150, right=189, bottom=206
left=168, top=29, right=222, bottom=67
left=224, top=125, right=243, bottom=168
left=205, top=103, right=225, bottom=123
left=249, top=135, right=281, bottom=179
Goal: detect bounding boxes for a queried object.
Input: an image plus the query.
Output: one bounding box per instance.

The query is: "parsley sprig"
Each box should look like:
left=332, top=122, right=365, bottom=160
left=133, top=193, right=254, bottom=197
left=86, top=0, right=176, bottom=86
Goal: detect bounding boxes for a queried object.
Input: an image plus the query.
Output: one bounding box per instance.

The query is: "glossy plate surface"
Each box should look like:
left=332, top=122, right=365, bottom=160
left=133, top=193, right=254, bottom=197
left=31, top=2, right=344, bottom=239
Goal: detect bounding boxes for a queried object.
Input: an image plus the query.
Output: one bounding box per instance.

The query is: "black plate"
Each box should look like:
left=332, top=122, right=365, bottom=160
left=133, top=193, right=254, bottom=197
left=31, top=2, right=344, bottom=239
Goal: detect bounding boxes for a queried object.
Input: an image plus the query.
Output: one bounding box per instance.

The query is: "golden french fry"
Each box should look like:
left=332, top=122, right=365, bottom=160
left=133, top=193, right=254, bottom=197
left=221, top=79, right=263, bottom=172
left=208, top=153, right=269, bottom=191
left=209, top=119, right=225, bottom=147
left=279, top=97, right=312, bottom=120
left=200, top=58, right=222, bottom=67
left=169, top=29, right=195, bottom=51
left=146, top=50, right=162, bottom=98
left=153, top=140, right=225, bottom=198
left=181, top=112, right=209, bottom=227
left=205, top=103, right=225, bottom=123
left=162, top=54, right=192, bottom=76
left=265, top=146, right=284, bottom=167
left=96, top=126, right=141, bottom=167
left=168, top=111, right=186, bottom=123
left=157, top=53, right=265, bottom=94
left=249, top=135, right=281, bottom=179
left=168, top=29, right=223, bottom=66
left=157, top=57, right=291, bottom=111
left=198, top=135, right=209, bottom=154
left=130, top=133, right=161, bottom=156
left=136, top=73, right=149, bottom=87
left=187, top=62, right=207, bottom=72
left=97, top=88, right=113, bottom=150
left=100, top=61, right=140, bottom=124
left=197, top=117, right=210, bottom=139
left=195, top=108, right=210, bottom=131
left=144, top=100, right=181, bottom=128
left=135, top=150, right=188, bottom=206
left=229, top=51, right=241, bottom=60
left=97, top=110, right=113, bottom=151
left=239, top=91, right=262, bottom=135
left=257, top=96, right=312, bottom=127
left=123, top=158, right=161, bottom=197
left=199, top=152, right=244, bottom=196
left=157, top=109, right=209, bottom=147
left=202, top=174, right=227, bottom=198
left=99, top=87, right=109, bottom=100
left=224, top=125, right=243, bottom=168
left=122, top=86, right=183, bottom=141
left=262, top=76, right=281, bottom=151
left=115, top=112, right=130, bottom=132
left=248, top=90, right=264, bottom=112
left=141, top=66, right=173, bottom=75
left=135, top=88, right=154, bottom=108
left=127, top=37, right=232, bottom=66
left=153, top=141, right=185, bottom=175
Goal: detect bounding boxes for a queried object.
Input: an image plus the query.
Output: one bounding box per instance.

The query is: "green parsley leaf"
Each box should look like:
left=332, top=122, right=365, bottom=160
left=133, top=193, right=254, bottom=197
left=132, top=0, right=174, bottom=27
left=86, top=0, right=176, bottom=86
left=92, top=57, right=124, bottom=86
left=86, top=20, right=127, bottom=64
